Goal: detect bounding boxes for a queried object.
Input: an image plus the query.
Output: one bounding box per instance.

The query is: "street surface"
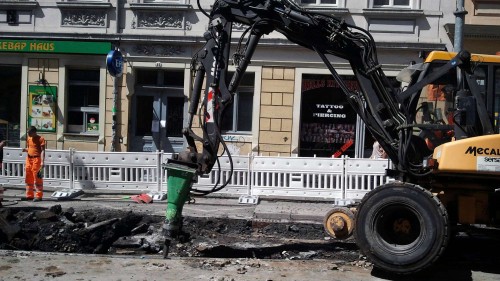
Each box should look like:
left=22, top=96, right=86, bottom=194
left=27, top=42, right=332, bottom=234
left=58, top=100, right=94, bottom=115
left=1, top=188, right=500, bottom=280
left=1, top=249, right=499, bottom=281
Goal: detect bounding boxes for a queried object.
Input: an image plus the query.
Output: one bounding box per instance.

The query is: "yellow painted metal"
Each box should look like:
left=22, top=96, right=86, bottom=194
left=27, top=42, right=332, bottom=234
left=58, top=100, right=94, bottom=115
left=433, top=134, right=500, bottom=174
left=323, top=207, right=355, bottom=240
left=425, top=51, right=500, bottom=64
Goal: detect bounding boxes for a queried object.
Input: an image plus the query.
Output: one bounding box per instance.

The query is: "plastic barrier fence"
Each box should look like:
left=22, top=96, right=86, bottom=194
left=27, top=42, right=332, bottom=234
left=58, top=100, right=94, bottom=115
left=0, top=148, right=392, bottom=201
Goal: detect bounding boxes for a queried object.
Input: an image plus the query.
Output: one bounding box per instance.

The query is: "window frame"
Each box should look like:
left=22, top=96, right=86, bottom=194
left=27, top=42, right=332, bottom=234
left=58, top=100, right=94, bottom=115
left=221, top=72, right=255, bottom=134
left=66, top=68, right=101, bottom=135
left=299, top=0, right=340, bottom=6
left=371, top=0, right=418, bottom=9
left=141, top=0, right=184, bottom=3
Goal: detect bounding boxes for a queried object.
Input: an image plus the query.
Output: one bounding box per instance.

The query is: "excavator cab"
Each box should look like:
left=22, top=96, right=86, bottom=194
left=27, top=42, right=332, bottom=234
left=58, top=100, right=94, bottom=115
left=400, top=51, right=500, bottom=143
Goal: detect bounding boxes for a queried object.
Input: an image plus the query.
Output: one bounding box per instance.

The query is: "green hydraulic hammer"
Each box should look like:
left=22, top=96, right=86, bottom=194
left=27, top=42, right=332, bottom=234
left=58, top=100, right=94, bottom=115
left=162, top=162, right=197, bottom=258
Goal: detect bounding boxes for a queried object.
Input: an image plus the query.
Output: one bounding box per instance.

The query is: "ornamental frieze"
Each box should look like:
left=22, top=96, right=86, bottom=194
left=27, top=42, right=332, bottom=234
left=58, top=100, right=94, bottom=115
left=61, top=10, right=106, bottom=27
left=137, top=12, right=184, bottom=29
left=134, top=44, right=183, bottom=56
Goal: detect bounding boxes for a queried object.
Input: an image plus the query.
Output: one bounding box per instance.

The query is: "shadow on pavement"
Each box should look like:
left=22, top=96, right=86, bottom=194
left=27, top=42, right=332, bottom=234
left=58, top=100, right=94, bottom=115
left=371, top=227, right=500, bottom=281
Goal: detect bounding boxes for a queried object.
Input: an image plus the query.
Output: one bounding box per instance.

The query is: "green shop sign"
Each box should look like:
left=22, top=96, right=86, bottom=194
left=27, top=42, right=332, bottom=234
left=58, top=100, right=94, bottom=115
left=0, top=40, right=111, bottom=55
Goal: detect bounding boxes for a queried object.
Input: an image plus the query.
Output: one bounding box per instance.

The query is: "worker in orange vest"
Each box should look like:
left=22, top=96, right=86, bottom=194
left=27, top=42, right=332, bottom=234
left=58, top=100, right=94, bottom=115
left=22, top=126, right=46, bottom=201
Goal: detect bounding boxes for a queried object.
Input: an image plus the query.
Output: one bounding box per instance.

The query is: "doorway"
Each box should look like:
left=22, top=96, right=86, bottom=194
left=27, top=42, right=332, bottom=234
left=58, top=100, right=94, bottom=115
left=130, top=69, right=185, bottom=153
left=0, top=65, right=21, bottom=147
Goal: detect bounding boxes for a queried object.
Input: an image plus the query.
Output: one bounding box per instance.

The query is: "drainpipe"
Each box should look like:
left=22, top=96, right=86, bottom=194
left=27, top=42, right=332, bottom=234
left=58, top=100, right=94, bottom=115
left=111, top=73, right=119, bottom=152
left=115, top=0, right=120, bottom=34
left=454, top=0, right=467, bottom=53
left=111, top=0, right=121, bottom=151
left=454, top=0, right=467, bottom=88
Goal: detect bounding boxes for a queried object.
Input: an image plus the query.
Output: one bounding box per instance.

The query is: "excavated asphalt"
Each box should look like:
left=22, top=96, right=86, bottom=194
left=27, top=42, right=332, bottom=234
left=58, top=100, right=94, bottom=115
left=2, top=187, right=500, bottom=281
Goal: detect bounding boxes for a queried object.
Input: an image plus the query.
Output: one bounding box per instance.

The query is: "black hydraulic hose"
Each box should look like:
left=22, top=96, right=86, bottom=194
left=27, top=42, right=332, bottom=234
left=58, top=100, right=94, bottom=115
left=190, top=157, right=222, bottom=195
left=190, top=122, right=234, bottom=195
left=197, top=0, right=210, bottom=18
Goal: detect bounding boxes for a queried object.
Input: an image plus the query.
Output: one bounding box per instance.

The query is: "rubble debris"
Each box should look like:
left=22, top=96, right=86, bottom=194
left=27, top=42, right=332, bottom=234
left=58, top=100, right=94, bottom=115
left=0, top=204, right=359, bottom=262
left=131, top=223, right=149, bottom=235
left=0, top=215, right=21, bottom=241
left=83, top=218, right=119, bottom=233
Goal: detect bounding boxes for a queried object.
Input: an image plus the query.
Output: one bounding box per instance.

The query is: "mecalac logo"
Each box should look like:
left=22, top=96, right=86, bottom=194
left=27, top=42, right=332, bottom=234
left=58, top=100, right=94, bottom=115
left=465, top=146, right=500, bottom=156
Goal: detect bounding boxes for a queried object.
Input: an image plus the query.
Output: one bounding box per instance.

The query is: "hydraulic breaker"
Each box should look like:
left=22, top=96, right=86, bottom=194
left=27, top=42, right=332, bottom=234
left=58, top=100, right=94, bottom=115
left=162, top=162, right=197, bottom=258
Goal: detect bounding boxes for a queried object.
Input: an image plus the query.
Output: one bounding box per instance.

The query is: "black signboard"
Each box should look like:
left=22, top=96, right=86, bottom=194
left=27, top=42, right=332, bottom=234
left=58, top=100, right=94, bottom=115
left=299, top=74, right=359, bottom=157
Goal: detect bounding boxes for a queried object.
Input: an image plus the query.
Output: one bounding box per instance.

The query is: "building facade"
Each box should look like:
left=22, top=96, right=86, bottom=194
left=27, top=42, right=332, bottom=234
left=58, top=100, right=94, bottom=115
left=0, top=0, right=456, bottom=158
left=445, top=0, right=500, bottom=54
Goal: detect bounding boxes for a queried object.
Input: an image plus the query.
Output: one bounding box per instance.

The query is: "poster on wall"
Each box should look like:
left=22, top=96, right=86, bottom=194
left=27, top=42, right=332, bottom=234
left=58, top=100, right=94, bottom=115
left=28, top=85, right=57, bottom=132
left=87, top=117, right=99, bottom=132
left=299, top=74, right=359, bottom=158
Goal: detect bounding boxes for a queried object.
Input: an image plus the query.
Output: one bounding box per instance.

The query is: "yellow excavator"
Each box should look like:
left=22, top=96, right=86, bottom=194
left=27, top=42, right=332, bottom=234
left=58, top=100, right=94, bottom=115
left=159, top=0, right=500, bottom=274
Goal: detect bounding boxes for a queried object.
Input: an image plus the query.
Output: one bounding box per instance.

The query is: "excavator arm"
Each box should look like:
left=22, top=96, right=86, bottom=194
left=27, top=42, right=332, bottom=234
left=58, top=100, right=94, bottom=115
left=162, top=0, right=490, bottom=265
left=175, top=0, right=475, bottom=177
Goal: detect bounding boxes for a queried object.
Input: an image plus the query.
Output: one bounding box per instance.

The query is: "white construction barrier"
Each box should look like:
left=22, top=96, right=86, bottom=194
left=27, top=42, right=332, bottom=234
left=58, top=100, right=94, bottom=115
left=0, top=147, right=393, bottom=201
left=251, top=156, right=345, bottom=198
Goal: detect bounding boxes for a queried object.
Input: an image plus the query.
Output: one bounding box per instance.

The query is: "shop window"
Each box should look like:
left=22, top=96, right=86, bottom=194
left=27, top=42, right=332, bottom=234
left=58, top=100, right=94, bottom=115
left=300, top=74, right=359, bottom=158
left=221, top=72, right=255, bottom=133
left=67, top=69, right=100, bottom=134
left=373, top=0, right=411, bottom=8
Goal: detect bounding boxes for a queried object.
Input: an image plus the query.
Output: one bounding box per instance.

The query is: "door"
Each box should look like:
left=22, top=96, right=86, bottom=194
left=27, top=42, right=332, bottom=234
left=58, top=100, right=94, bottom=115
left=0, top=65, right=22, bottom=147
left=130, top=90, right=185, bottom=153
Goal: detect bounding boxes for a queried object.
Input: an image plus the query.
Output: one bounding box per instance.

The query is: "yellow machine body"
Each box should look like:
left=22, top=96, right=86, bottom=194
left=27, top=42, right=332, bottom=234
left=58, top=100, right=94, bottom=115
left=433, top=134, right=500, bottom=174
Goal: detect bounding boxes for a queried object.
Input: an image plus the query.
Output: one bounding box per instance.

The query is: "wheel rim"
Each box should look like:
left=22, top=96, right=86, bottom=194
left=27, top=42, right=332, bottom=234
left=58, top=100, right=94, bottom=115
left=325, top=211, right=354, bottom=239
left=373, top=204, right=424, bottom=252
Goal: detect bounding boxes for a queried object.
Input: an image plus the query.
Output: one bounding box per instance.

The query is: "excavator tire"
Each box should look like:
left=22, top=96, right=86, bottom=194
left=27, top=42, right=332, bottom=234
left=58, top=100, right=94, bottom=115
left=355, top=182, right=449, bottom=274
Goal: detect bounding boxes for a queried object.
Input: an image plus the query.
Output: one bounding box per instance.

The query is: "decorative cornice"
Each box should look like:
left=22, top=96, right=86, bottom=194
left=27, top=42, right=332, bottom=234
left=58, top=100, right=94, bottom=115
left=0, top=32, right=446, bottom=52
left=134, top=44, right=184, bottom=56
left=56, top=2, right=112, bottom=9
left=236, top=37, right=445, bottom=51
left=362, top=8, right=424, bottom=18
left=129, top=3, right=192, bottom=11
left=445, top=23, right=500, bottom=40
left=0, top=1, right=39, bottom=9
left=0, top=32, right=202, bottom=44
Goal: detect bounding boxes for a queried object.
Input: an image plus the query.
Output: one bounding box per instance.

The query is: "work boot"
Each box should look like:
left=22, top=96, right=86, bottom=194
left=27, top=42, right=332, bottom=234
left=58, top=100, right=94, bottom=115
left=33, top=198, right=42, bottom=202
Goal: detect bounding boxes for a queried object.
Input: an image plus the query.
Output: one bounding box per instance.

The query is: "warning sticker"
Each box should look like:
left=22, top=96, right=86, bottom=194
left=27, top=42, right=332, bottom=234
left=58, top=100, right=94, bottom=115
left=477, top=156, right=500, bottom=172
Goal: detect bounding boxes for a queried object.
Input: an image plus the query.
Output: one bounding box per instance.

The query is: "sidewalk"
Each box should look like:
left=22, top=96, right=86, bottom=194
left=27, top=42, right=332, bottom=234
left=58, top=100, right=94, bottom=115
left=0, top=186, right=336, bottom=225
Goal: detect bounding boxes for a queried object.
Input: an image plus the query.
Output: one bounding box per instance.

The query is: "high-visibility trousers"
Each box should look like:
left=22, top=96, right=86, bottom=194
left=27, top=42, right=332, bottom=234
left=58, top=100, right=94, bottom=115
left=25, top=156, right=43, bottom=199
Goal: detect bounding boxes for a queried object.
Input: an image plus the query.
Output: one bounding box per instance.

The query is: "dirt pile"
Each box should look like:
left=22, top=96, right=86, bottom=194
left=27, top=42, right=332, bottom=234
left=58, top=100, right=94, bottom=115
left=0, top=205, right=152, bottom=254
left=0, top=204, right=359, bottom=262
